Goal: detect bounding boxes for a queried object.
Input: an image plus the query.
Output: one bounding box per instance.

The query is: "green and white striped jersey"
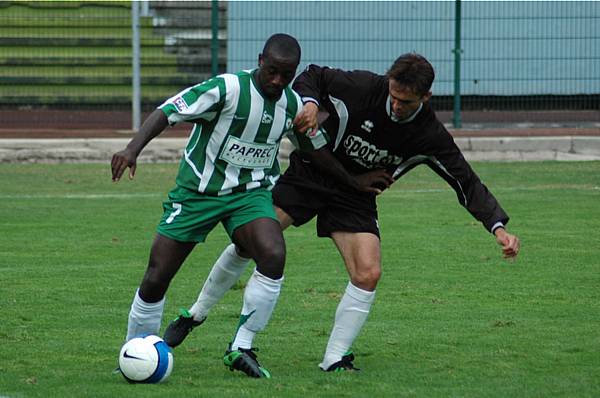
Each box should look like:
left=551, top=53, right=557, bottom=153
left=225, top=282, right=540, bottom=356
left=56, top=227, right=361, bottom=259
left=159, top=69, right=328, bottom=196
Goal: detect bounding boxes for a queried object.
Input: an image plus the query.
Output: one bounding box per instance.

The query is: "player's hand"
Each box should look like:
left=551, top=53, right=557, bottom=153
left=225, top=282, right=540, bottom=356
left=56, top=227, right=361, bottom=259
left=354, top=169, right=395, bottom=195
left=111, top=148, right=137, bottom=182
left=494, top=228, right=520, bottom=259
left=293, top=102, right=319, bottom=136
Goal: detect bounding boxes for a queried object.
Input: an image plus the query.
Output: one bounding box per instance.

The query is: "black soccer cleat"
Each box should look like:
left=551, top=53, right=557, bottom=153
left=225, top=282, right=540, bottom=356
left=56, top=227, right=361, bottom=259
left=324, top=351, right=360, bottom=372
left=223, top=344, right=271, bottom=378
left=163, top=308, right=205, bottom=348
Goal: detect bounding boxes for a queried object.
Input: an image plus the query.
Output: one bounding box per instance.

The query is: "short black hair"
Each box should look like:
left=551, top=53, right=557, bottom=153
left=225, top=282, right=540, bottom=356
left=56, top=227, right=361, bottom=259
left=387, top=53, right=435, bottom=96
left=262, top=33, right=301, bottom=64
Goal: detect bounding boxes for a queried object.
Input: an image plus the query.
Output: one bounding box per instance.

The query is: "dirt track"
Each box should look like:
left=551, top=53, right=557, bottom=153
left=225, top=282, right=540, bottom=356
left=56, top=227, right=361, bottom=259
left=0, top=109, right=598, bottom=138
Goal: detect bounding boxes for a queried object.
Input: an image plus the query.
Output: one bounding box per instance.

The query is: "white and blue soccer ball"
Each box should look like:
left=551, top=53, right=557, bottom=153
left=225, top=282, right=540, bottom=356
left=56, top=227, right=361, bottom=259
left=118, top=335, right=173, bottom=383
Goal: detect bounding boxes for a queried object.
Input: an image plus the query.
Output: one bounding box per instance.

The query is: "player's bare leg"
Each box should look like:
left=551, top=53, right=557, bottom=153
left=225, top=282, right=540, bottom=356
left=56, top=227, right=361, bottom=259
left=162, top=241, right=249, bottom=347
left=191, top=206, right=294, bottom=321
left=184, top=207, right=294, bottom=319
left=126, top=234, right=195, bottom=341
left=274, top=206, right=295, bottom=230
left=221, top=217, right=287, bottom=378
left=319, top=231, right=381, bottom=371
left=229, top=217, right=286, bottom=346
left=164, top=207, right=295, bottom=349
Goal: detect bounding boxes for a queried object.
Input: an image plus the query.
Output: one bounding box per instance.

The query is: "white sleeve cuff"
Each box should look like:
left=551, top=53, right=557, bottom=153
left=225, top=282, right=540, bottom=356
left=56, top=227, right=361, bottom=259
left=302, top=97, right=319, bottom=106
left=491, top=222, right=505, bottom=233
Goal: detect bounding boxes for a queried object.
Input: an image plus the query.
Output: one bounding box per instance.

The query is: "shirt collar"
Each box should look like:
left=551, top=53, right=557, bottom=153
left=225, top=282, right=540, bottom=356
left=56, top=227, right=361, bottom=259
left=386, top=95, right=423, bottom=124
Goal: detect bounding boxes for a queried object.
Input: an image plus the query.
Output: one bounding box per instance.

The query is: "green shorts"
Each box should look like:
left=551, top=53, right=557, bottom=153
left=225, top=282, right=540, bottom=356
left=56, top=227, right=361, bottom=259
left=156, top=186, right=277, bottom=243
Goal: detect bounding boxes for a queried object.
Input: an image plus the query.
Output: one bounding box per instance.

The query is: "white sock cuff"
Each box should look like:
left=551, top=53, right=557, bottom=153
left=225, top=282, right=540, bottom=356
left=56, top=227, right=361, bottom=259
left=345, top=282, right=375, bottom=304
left=252, top=269, right=284, bottom=291
left=226, top=243, right=251, bottom=266
left=133, top=289, right=165, bottom=311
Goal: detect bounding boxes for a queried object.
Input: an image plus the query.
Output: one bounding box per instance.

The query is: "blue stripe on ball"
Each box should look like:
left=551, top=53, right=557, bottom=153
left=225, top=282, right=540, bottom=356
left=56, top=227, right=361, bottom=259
left=147, top=340, right=172, bottom=383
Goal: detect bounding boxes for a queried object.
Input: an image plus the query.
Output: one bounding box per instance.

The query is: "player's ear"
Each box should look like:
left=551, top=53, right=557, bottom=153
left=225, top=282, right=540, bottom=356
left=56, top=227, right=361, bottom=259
left=422, top=91, right=432, bottom=102
left=258, top=53, right=264, bottom=67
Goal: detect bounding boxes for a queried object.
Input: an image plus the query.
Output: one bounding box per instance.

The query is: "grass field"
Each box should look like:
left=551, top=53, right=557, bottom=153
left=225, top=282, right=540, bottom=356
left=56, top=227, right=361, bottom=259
left=1, top=161, right=599, bottom=397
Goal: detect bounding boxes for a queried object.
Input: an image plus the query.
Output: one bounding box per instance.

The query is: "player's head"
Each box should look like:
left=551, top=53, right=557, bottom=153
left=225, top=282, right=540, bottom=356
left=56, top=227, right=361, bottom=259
left=256, top=33, right=301, bottom=100
left=386, top=53, right=434, bottom=120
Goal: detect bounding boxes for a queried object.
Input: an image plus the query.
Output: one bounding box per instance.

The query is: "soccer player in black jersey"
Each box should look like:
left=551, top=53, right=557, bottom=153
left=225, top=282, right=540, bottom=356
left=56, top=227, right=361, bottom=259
left=163, top=53, right=520, bottom=373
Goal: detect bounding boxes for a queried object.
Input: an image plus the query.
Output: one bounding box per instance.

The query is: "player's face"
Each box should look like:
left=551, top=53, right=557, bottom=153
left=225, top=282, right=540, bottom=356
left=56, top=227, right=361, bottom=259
left=256, top=53, right=298, bottom=100
left=388, top=79, right=431, bottom=120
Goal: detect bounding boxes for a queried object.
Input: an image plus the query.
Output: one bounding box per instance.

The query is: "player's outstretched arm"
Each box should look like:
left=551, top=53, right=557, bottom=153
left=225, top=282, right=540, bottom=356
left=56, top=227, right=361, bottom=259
left=111, top=109, right=169, bottom=182
left=493, top=227, right=521, bottom=259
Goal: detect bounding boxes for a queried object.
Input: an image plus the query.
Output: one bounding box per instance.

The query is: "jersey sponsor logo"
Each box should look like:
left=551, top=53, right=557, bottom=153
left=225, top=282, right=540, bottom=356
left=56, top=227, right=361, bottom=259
left=343, top=134, right=403, bottom=168
left=261, top=111, right=274, bottom=124
left=219, top=136, right=277, bottom=169
left=174, top=96, right=188, bottom=112
left=361, top=120, right=374, bottom=133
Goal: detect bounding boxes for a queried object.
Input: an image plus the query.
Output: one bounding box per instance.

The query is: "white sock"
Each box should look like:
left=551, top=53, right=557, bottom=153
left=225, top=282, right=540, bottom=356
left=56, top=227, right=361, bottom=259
left=189, top=243, right=250, bottom=321
left=126, top=289, right=165, bottom=341
left=319, top=282, right=375, bottom=370
left=231, top=269, right=283, bottom=350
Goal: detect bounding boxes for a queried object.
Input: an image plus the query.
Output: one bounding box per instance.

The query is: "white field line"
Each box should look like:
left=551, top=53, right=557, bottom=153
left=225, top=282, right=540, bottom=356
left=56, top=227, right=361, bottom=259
left=0, top=193, right=162, bottom=199
left=385, top=185, right=600, bottom=194
left=0, top=186, right=598, bottom=200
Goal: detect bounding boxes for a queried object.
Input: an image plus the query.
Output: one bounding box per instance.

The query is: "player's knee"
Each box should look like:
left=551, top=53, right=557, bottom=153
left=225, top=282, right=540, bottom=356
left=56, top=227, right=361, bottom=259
left=254, top=242, right=286, bottom=279
left=234, top=244, right=251, bottom=258
left=257, top=239, right=286, bottom=264
left=139, top=263, right=170, bottom=300
left=351, top=262, right=381, bottom=290
left=138, top=276, right=167, bottom=302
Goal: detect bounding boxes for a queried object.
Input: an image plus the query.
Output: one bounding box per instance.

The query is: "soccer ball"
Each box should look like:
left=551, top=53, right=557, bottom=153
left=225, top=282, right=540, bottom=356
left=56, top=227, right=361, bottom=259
left=118, top=335, right=173, bottom=383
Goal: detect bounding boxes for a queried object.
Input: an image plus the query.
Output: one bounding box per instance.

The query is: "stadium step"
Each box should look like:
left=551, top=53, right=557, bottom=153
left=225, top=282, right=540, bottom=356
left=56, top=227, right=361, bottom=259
left=0, top=1, right=227, bottom=108
left=0, top=76, right=208, bottom=86
left=0, top=37, right=164, bottom=47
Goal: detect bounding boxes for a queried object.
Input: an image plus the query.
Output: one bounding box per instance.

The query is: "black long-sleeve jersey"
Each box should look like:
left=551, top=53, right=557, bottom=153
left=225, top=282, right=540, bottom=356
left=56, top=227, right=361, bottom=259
left=292, top=64, right=509, bottom=233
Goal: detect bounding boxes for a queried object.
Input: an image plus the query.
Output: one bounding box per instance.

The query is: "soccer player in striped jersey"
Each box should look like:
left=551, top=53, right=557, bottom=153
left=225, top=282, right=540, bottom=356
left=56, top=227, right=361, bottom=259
left=111, top=34, right=370, bottom=378
left=163, top=53, right=521, bottom=373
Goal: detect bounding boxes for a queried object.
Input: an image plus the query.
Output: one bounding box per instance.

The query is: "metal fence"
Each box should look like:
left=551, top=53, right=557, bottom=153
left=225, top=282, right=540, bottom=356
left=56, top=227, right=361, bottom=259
left=0, top=1, right=226, bottom=130
left=229, top=1, right=599, bottom=126
left=0, top=1, right=598, bottom=130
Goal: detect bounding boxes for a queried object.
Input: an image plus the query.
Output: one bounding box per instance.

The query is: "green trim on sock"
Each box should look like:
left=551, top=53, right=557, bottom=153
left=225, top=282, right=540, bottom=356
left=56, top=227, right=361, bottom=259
left=232, top=309, right=256, bottom=340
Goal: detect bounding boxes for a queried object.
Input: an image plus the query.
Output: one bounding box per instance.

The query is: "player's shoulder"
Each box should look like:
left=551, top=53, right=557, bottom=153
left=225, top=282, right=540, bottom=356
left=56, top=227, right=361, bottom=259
left=286, top=85, right=303, bottom=101
left=193, top=70, right=253, bottom=96
left=233, top=69, right=253, bottom=79
left=320, top=65, right=384, bottom=83
left=334, top=68, right=386, bottom=96
left=417, top=103, right=455, bottom=145
left=190, top=73, right=228, bottom=91
left=204, top=70, right=252, bottom=84
left=283, top=86, right=303, bottom=113
left=419, top=102, right=445, bottom=128
left=346, top=68, right=383, bottom=80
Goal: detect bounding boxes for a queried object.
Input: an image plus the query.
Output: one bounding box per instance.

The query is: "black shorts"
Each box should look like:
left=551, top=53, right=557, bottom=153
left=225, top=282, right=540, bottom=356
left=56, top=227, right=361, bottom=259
left=272, top=151, right=380, bottom=238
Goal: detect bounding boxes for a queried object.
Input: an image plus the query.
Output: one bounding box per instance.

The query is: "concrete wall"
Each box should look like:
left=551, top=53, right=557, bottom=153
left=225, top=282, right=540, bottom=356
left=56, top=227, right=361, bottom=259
left=2, top=136, right=600, bottom=163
